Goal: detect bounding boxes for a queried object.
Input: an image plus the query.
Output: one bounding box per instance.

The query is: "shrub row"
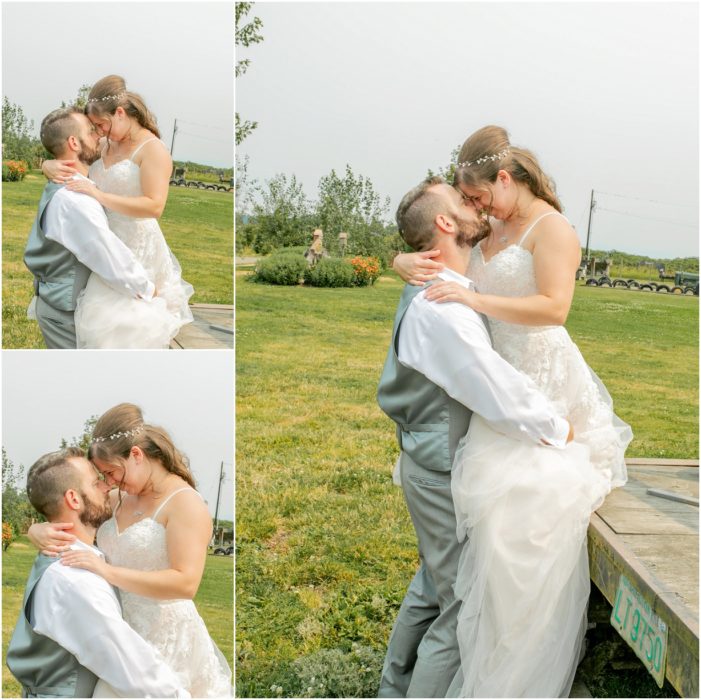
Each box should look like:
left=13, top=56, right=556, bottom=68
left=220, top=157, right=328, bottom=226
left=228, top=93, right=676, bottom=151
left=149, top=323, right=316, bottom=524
left=253, top=251, right=382, bottom=288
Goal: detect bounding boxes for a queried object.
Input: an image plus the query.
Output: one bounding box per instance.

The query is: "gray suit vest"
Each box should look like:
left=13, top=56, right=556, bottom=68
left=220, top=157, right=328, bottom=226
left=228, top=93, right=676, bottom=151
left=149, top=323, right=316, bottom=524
left=377, top=283, right=472, bottom=472
left=24, top=183, right=92, bottom=312
left=6, top=554, right=98, bottom=698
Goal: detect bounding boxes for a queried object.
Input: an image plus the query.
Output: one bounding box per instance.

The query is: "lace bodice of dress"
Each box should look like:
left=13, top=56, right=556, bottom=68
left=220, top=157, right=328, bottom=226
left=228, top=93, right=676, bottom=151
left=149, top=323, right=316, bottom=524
left=88, top=145, right=172, bottom=279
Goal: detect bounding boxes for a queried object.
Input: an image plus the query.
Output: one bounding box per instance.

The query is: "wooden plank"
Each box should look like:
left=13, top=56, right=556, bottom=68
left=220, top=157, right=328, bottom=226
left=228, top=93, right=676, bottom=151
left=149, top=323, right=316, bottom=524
left=597, top=506, right=697, bottom=535
left=625, top=458, right=699, bottom=467
left=618, top=534, right=699, bottom=614
left=170, top=322, right=230, bottom=349
left=588, top=514, right=699, bottom=697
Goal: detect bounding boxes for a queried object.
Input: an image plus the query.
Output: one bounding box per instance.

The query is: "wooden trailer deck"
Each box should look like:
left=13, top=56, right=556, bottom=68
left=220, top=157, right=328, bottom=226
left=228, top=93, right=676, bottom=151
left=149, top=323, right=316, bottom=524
left=170, top=303, right=234, bottom=349
left=588, top=458, right=698, bottom=697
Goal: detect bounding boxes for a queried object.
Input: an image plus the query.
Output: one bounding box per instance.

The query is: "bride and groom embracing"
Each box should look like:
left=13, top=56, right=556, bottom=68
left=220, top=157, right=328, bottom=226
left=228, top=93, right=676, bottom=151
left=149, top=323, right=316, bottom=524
left=7, top=403, right=231, bottom=698
left=377, top=127, right=632, bottom=697
left=24, top=75, right=193, bottom=349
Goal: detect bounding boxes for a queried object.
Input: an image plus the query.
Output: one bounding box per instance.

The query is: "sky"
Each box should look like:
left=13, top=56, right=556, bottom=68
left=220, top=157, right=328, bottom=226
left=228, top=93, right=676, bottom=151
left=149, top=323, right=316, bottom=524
left=2, top=1, right=233, bottom=168
left=237, top=1, right=700, bottom=259
left=2, top=351, right=234, bottom=522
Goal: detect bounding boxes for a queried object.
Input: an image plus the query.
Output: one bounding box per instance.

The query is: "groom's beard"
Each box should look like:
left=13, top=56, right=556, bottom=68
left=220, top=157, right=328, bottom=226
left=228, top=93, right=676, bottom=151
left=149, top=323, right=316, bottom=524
left=456, top=214, right=491, bottom=248
left=79, top=490, right=112, bottom=529
left=77, top=138, right=101, bottom=166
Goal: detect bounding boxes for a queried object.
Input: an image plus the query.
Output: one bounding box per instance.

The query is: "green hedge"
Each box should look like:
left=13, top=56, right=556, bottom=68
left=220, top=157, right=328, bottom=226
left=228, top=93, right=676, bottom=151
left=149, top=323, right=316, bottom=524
left=304, top=258, right=356, bottom=288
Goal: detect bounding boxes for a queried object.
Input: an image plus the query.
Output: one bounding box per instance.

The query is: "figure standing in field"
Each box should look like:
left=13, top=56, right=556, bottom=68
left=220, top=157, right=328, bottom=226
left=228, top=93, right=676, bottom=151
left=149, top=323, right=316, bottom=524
left=390, top=126, right=631, bottom=697
left=42, top=75, right=193, bottom=348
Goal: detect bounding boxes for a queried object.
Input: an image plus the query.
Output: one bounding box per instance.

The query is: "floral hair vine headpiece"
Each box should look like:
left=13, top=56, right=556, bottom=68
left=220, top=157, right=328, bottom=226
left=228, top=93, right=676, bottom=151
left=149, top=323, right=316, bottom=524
left=457, top=148, right=510, bottom=169
left=86, top=92, right=126, bottom=104
left=92, top=425, right=144, bottom=444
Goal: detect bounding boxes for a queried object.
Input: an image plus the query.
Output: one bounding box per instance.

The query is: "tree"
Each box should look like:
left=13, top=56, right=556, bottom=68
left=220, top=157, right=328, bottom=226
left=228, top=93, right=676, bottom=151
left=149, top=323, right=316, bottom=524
left=427, top=144, right=461, bottom=184
left=2, top=448, right=36, bottom=541
left=60, top=416, right=98, bottom=453
left=235, top=2, right=264, bottom=145
left=250, top=173, right=313, bottom=253
left=61, top=83, right=92, bottom=109
left=315, top=165, right=392, bottom=262
left=2, top=96, right=42, bottom=164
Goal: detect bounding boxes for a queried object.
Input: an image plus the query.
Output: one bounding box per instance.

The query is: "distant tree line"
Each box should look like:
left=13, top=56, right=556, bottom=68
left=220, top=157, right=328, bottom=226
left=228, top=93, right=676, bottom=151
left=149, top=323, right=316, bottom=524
left=586, top=248, right=698, bottom=273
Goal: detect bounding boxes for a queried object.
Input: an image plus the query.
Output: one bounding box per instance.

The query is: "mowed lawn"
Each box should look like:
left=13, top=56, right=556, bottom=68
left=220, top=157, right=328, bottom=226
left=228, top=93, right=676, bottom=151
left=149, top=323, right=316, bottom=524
left=2, top=172, right=233, bottom=348
left=235, top=269, right=698, bottom=697
left=2, top=537, right=233, bottom=698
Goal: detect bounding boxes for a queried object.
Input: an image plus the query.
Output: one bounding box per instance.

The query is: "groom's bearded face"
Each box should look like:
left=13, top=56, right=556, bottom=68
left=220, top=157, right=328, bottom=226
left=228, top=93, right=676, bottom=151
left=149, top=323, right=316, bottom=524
left=76, top=137, right=101, bottom=166
left=454, top=211, right=490, bottom=248
left=78, top=488, right=112, bottom=529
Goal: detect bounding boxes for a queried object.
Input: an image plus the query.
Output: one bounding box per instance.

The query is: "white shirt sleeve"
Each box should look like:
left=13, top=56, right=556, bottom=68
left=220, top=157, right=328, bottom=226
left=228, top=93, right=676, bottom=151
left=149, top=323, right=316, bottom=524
left=44, top=190, right=155, bottom=301
left=32, top=567, right=190, bottom=698
left=398, top=294, right=570, bottom=448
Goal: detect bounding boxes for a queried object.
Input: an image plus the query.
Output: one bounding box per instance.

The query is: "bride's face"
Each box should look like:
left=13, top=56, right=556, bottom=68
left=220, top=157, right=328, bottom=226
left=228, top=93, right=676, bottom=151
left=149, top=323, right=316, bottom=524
left=458, top=171, right=514, bottom=221
left=88, top=107, right=130, bottom=142
left=93, top=448, right=144, bottom=494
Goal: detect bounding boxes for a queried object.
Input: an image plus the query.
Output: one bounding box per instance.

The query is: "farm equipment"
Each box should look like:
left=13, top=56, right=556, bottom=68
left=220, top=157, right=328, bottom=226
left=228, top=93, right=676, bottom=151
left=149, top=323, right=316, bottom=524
left=585, top=270, right=699, bottom=295
left=169, top=167, right=233, bottom=192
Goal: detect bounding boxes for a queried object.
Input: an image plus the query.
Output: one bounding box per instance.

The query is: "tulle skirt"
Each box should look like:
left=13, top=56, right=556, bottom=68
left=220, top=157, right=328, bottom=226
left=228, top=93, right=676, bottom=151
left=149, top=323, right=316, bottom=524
left=450, top=416, right=613, bottom=697
left=75, top=268, right=193, bottom=349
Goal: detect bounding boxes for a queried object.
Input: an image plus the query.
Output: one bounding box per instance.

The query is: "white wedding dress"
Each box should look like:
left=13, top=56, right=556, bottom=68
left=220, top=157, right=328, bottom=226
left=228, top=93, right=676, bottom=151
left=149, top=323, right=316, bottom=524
left=74, top=139, right=194, bottom=348
left=450, top=215, right=633, bottom=697
left=94, top=488, right=232, bottom=698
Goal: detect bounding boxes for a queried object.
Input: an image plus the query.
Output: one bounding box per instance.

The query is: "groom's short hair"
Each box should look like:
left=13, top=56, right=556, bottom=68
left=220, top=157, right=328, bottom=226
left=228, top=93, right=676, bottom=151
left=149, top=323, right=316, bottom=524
left=40, top=106, right=83, bottom=157
left=396, top=176, right=446, bottom=252
left=26, top=447, right=85, bottom=519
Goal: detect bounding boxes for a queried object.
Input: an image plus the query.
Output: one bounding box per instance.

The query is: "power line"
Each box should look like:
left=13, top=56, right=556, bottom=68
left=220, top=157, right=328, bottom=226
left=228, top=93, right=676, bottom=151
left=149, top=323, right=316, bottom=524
left=595, top=189, right=697, bottom=209
left=178, top=119, right=231, bottom=132
left=596, top=206, right=698, bottom=229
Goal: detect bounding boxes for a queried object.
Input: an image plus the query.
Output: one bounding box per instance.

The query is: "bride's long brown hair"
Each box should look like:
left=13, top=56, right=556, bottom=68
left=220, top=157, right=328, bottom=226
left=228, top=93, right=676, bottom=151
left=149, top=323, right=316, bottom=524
left=88, top=403, right=196, bottom=494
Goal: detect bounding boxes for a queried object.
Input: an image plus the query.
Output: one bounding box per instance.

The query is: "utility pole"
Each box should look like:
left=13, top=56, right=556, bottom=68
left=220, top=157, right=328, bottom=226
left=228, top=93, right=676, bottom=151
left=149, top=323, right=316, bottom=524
left=213, top=460, right=224, bottom=535
left=170, top=118, right=178, bottom=157
left=585, top=189, right=596, bottom=261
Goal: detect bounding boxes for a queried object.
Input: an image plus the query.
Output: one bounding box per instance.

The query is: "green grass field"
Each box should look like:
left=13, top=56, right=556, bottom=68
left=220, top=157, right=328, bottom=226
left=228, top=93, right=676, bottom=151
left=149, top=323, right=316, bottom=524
left=2, top=172, right=233, bottom=348
left=236, top=269, right=698, bottom=697
left=2, top=537, right=233, bottom=698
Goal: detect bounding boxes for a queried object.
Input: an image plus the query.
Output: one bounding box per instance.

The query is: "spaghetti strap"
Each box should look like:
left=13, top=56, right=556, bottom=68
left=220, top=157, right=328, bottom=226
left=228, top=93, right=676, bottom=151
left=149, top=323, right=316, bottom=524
left=517, top=211, right=566, bottom=247
left=152, top=486, right=199, bottom=520
left=129, top=137, right=160, bottom=161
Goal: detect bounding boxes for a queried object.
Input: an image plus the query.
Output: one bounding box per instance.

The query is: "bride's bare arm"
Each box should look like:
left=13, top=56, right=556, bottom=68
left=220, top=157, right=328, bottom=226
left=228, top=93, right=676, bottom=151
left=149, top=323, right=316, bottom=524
left=42, top=159, right=77, bottom=183
left=393, top=250, right=444, bottom=285
left=60, top=489, right=212, bottom=600
left=27, top=521, right=76, bottom=555
left=425, top=218, right=581, bottom=326
left=66, top=141, right=172, bottom=219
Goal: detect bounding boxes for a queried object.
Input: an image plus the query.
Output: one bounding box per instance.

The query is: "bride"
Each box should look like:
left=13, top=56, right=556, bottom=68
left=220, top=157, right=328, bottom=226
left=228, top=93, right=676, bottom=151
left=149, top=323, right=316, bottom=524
left=28, top=403, right=231, bottom=698
left=393, top=126, right=632, bottom=697
left=43, top=75, right=193, bottom=348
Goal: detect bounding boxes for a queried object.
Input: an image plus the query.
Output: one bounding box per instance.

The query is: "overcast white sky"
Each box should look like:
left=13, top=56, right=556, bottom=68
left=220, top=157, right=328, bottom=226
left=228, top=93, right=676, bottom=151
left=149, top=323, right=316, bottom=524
left=237, top=1, right=699, bottom=259
left=2, top=1, right=233, bottom=168
left=2, top=351, right=233, bottom=521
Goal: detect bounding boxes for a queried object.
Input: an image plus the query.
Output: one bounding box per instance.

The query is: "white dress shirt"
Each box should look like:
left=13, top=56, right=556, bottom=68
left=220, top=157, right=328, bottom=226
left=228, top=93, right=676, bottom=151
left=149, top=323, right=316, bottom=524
left=43, top=174, right=155, bottom=300
left=397, top=267, right=569, bottom=448
left=30, top=539, right=189, bottom=698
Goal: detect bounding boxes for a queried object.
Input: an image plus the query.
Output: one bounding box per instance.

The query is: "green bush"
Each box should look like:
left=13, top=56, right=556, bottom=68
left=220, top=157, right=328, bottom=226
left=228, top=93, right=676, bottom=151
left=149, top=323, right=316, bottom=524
left=304, top=258, right=355, bottom=288
left=253, top=252, right=307, bottom=286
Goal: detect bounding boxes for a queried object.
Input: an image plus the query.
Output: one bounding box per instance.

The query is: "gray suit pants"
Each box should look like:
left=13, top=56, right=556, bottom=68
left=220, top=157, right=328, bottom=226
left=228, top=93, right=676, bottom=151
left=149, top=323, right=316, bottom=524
left=378, top=452, right=463, bottom=698
left=35, top=297, right=77, bottom=349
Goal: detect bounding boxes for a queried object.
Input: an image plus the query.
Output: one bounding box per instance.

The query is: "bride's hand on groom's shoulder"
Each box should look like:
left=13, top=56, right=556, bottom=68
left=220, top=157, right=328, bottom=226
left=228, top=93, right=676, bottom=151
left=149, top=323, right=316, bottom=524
left=424, top=281, right=476, bottom=308
left=42, top=159, right=77, bottom=183
left=60, top=549, right=110, bottom=578
left=393, top=250, right=443, bottom=286
left=65, top=178, right=101, bottom=201
left=28, top=521, right=76, bottom=556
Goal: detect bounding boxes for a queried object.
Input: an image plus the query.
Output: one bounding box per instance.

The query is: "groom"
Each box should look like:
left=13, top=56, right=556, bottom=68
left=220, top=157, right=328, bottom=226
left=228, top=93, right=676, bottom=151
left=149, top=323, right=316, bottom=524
left=24, top=106, right=156, bottom=349
left=6, top=447, right=189, bottom=698
left=377, top=176, right=573, bottom=697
